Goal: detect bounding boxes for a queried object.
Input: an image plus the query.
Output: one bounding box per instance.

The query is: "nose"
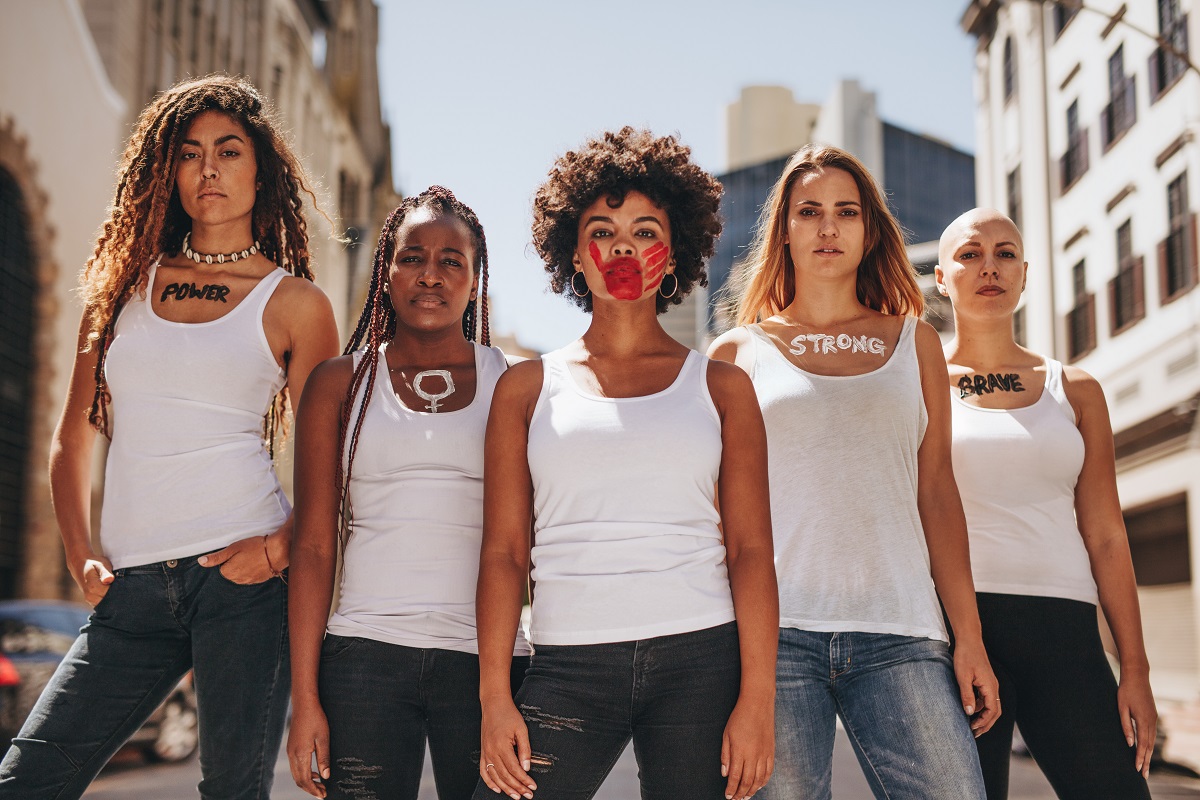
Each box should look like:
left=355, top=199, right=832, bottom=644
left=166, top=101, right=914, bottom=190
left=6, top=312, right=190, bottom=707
left=417, top=264, right=443, bottom=286
left=201, top=153, right=218, bottom=180
left=818, top=214, right=838, bottom=237
left=979, top=256, right=999, bottom=278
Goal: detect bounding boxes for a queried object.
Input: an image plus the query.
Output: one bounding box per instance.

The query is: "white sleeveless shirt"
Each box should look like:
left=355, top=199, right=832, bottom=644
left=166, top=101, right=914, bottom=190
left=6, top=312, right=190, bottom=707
left=326, top=343, right=530, bottom=655
left=950, top=359, right=1097, bottom=604
left=749, top=317, right=947, bottom=642
left=525, top=349, right=736, bottom=645
left=101, top=260, right=290, bottom=569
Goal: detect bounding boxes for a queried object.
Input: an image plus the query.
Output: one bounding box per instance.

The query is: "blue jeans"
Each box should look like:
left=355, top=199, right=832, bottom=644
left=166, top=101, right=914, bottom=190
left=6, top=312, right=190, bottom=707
left=319, top=635, right=528, bottom=800
left=471, top=622, right=741, bottom=800
left=0, top=555, right=289, bottom=800
left=763, top=629, right=985, bottom=800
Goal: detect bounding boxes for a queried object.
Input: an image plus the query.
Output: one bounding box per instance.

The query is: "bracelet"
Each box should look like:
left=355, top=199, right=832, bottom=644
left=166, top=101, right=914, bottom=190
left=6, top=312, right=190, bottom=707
left=263, top=534, right=286, bottom=583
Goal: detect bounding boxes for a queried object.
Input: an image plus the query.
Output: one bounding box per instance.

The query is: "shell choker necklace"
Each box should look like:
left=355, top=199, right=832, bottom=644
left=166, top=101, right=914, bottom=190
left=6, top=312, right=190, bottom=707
left=181, top=232, right=260, bottom=265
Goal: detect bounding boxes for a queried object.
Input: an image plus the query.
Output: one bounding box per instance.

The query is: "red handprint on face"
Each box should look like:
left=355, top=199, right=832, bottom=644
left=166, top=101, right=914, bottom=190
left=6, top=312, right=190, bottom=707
left=587, top=241, right=671, bottom=301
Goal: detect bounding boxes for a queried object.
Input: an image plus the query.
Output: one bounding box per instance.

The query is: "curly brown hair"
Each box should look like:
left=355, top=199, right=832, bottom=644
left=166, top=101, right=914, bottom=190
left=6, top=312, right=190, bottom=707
left=532, top=127, right=723, bottom=314
left=82, top=74, right=321, bottom=450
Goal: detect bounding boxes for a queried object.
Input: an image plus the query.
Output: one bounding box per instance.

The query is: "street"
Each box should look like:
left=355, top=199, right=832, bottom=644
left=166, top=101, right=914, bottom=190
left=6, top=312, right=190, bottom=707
left=83, top=727, right=1200, bottom=799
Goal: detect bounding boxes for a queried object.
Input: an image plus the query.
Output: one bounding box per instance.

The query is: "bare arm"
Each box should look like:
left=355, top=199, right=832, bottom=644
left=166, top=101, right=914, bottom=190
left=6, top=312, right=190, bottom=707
left=707, top=359, right=778, bottom=800
left=477, top=362, right=541, bottom=800
left=914, top=320, right=1000, bottom=735
left=285, top=356, right=354, bottom=797
left=49, top=310, right=112, bottom=604
left=1065, top=366, right=1156, bottom=776
left=201, top=279, right=340, bottom=582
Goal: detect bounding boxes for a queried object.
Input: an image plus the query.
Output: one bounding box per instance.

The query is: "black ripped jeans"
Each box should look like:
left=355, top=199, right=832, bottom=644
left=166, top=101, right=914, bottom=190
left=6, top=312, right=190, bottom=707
left=319, top=635, right=527, bottom=800
left=472, top=622, right=741, bottom=800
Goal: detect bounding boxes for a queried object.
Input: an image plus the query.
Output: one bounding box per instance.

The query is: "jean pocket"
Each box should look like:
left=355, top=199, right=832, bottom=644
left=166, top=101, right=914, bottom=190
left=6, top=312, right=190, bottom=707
left=214, top=562, right=274, bottom=587
left=320, top=634, right=362, bottom=662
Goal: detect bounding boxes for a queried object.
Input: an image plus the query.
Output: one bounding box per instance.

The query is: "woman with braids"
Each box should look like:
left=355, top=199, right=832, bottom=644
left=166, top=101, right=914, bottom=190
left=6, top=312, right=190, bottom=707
left=0, top=75, right=340, bottom=799
left=709, top=145, right=997, bottom=799
left=937, top=208, right=1154, bottom=799
left=474, top=128, right=777, bottom=800
left=287, top=186, right=529, bottom=800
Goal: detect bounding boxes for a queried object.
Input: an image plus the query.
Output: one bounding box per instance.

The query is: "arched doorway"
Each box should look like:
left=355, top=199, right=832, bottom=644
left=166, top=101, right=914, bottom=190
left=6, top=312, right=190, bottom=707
left=0, top=168, right=35, bottom=598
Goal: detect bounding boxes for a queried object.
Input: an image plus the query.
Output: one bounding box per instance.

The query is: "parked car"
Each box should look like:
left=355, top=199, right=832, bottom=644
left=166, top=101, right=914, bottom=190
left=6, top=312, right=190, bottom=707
left=0, top=600, right=198, bottom=762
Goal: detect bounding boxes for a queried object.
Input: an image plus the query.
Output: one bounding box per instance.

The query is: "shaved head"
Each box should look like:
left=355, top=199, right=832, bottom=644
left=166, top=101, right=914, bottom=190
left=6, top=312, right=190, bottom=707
left=939, top=208, right=1023, bottom=265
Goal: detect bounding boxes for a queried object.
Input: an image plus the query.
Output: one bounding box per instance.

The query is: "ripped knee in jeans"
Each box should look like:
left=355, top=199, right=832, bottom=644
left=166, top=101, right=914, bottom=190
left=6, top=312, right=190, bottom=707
left=334, top=756, right=385, bottom=799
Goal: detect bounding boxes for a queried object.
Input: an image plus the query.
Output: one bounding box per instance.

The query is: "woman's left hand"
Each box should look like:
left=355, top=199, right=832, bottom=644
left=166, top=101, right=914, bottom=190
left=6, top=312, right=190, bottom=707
left=952, top=639, right=1001, bottom=736
left=721, top=698, right=774, bottom=800
left=1118, top=673, right=1157, bottom=778
left=199, top=528, right=288, bottom=584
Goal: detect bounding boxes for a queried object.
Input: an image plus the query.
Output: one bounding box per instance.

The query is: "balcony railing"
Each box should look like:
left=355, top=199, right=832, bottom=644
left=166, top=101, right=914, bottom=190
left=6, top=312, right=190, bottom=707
left=1150, top=15, right=1189, bottom=101
left=1101, top=77, right=1137, bottom=151
left=1066, top=292, right=1096, bottom=362
left=1059, top=128, right=1090, bottom=193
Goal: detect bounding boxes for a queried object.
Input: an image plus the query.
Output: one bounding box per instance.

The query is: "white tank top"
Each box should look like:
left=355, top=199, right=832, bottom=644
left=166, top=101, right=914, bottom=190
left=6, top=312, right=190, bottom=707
left=326, top=343, right=530, bottom=655
left=525, top=349, right=736, bottom=645
left=101, top=260, right=290, bottom=569
left=749, top=317, right=947, bottom=642
left=950, top=359, right=1096, bottom=604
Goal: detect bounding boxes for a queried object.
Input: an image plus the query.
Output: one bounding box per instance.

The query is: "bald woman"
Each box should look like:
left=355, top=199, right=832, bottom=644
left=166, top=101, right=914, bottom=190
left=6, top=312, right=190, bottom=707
left=936, top=209, right=1155, bottom=799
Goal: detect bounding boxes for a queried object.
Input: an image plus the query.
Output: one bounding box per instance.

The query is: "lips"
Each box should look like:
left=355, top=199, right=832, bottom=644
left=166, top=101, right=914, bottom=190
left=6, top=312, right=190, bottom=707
left=603, top=256, right=642, bottom=277
left=411, top=294, right=445, bottom=307
left=814, top=248, right=843, bottom=255
left=977, top=285, right=1005, bottom=296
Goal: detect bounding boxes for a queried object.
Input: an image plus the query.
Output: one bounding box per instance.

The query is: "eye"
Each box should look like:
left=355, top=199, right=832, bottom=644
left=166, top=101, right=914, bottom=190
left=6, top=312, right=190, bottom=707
left=591, top=229, right=612, bottom=238
left=839, top=208, right=859, bottom=217
left=998, top=250, right=1017, bottom=259
left=221, top=148, right=240, bottom=158
left=797, top=208, right=818, bottom=217
left=442, top=258, right=463, bottom=268
left=180, top=151, right=199, bottom=160
left=958, top=252, right=977, bottom=260
left=398, top=255, right=423, bottom=264
left=636, top=229, right=658, bottom=238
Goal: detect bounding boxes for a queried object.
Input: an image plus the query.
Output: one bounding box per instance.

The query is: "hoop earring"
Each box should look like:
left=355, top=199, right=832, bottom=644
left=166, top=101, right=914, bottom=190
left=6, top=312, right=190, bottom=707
left=570, top=271, right=590, bottom=297
left=658, top=273, right=679, bottom=299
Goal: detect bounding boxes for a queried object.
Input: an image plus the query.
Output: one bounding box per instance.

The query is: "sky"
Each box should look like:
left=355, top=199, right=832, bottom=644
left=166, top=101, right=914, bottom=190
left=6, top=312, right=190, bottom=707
left=377, top=1, right=980, bottom=352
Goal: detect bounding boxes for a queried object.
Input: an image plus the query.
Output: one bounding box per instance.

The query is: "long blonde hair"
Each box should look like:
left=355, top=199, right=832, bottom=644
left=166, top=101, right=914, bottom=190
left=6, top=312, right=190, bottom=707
left=733, top=145, right=923, bottom=325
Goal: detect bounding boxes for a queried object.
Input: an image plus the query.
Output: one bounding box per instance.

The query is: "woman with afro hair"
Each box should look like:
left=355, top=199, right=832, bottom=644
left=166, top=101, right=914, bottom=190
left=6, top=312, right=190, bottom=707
left=287, top=187, right=529, bottom=799
left=0, top=75, right=340, bottom=799
left=474, top=127, right=778, bottom=800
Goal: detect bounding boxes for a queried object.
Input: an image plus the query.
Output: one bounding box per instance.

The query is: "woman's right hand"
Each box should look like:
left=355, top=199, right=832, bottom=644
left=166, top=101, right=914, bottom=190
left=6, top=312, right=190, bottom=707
left=287, top=699, right=331, bottom=798
left=69, top=553, right=115, bottom=606
left=479, top=697, right=536, bottom=799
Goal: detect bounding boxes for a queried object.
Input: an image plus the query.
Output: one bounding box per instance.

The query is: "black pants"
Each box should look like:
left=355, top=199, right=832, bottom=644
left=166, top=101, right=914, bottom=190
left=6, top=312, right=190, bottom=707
left=319, top=635, right=527, bottom=800
left=974, top=593, right=1151, bottom=800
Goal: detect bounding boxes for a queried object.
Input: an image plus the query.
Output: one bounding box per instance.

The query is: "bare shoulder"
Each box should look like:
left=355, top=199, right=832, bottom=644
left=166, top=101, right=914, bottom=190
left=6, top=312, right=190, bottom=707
left=705, top=356, right=757, bottom=407
left=302, top=354, right=356, bottom=404
left=494, top=357, right=545, bottom=402
left=1061, top=363, right=1108, bottom=411
left=912, top=317, right=943, bottom=350
left=273, top=274, right=333, bottom=312
left=707, top=326, right=753, bottom=363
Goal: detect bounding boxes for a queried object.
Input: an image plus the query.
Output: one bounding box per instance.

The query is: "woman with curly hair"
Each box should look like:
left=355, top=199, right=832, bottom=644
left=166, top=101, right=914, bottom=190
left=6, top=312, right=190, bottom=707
left=286, top=186, right=530, bottom=800
left=709, top=145, right=998, bottom=799
left=937, top=208, right=1154, bottom=799
left=0, top=75, right=339, bottom=799
left=474, top=127, right=778, bottom=800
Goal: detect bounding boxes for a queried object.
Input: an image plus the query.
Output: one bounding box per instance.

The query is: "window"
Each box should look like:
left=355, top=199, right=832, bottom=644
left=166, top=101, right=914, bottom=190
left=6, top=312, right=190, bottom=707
left=1059, top=100, right=1089, bottom=192
left=1067, top=259, right=1096, bottom=360
left=1013, top=306, right=1026, bottom=346
left=1159, top=172, right=1197, bottom=303
left=1102, top=45, right=1137, bottom=150
left=1053, top=1, right=1080, bottom=37
left=1150, top=0, right=1189, bottom=100
left=1108, top=220, right=1144, bottom=334
left=1125, top=494, right=1191, bottom=586
left=1006, top=167, right=1022, bottom=231
left=1003, top=37, right=1018, bottom=101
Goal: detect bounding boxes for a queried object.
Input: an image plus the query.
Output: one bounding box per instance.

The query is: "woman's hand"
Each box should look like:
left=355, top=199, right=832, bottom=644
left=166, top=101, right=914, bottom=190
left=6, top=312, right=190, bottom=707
left=199, top=527, right=287, bottom=584
left=68, top=553, right=115, bottom=606
left=478, top=696, right=536, bottom=799
left=1118, top=672, right=1158, bottom=778
left=952, top=638, right=1001, bottom=736
left=721, top=697, right=774, bottom=800
left=287, top=697, right=331, bottom=797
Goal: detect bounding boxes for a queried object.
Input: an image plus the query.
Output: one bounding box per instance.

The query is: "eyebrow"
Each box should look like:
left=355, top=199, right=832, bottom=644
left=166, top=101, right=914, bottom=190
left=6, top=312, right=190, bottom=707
left=795, top=199, right=861, bottom=207
left=182, top=134, right=247, bottom=146
left=397, top=245, right=468, bottom=257
left=960, top=239, right=1018, bottom=248
left=583, top=215, right=664, bottom=227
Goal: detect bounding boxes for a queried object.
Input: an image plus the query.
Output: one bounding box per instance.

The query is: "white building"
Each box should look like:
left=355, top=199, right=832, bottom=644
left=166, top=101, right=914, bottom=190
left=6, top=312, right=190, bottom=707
left=963, top=0, right=1200, bottom=766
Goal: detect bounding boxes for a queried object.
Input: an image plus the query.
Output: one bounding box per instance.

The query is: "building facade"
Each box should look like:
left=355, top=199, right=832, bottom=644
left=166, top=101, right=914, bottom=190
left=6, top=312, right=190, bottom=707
left=963, top=0, right=1200, bottom=767
left=707, top=81, right=974, bottom=337
left=0, top=0, right=397, bottom=601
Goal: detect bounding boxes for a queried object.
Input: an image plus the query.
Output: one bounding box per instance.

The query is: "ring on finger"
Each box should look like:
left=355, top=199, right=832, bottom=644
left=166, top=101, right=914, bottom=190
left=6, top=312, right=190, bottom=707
left=485, top=763, right=496, bottom=771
